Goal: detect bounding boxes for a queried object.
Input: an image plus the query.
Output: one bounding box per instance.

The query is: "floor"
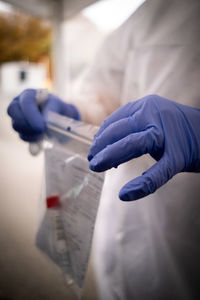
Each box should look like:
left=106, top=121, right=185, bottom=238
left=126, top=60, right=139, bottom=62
left=0, top=95, right=98, bottom=300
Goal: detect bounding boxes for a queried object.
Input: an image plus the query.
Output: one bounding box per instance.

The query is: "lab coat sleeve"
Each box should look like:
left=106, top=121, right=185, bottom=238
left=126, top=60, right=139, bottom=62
left=68, top=19, right=132, bottom=125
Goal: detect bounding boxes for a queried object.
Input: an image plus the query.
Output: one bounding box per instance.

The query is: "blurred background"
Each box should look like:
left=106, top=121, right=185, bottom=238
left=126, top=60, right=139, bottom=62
left=0, top=0, right=144, bottom=299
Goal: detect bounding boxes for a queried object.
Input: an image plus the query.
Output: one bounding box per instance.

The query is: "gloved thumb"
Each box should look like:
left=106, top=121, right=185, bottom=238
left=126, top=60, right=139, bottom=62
left=42, top=95, right=81, bottom=121
left=119, top=157, right=174, bottom=201
left=41, top=94, right=59, bottom=120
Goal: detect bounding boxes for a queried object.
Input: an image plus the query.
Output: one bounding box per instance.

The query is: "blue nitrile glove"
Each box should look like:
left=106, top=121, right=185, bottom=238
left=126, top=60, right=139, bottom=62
left=7, top=89, right=81, bottom=142
left=88, top=95, right=200, bottom=201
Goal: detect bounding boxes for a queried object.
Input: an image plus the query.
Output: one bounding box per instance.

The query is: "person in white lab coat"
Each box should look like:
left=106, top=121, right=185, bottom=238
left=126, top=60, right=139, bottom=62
left=7, top=0, right=200, bottom=299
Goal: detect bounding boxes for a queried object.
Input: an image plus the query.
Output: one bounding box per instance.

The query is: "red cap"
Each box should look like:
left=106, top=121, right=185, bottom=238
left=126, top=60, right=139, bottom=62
left=46, top=195, right=60, bottom=209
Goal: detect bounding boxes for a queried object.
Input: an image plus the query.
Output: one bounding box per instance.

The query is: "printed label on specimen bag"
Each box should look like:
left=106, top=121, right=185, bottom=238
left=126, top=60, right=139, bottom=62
left=36, top=144, right=104, bottom=293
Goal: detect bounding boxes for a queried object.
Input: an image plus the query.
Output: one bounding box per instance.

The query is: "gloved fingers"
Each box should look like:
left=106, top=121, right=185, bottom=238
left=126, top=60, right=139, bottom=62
left=7, top=96, right=19, bottom=117
left=19, top=133, right=43, bottom=142
left=12, top=119, right=40, bottom=135
left=88, top=116, right=138, bottom=160
left=8, top=100, right=41, bottom=135
left=95, top=101, right=141, bottom=138
left=19, top=89, right=45, bottom=133
left=89, top=128, right=156, bottom=172
left=119, top=157, right=174, bottom=201
left=7, top=98, right=22, bottom=123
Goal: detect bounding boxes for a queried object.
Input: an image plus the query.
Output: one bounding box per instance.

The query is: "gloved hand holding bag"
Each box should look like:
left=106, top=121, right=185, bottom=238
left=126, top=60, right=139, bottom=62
left=88, top=95, right=200, bottom=201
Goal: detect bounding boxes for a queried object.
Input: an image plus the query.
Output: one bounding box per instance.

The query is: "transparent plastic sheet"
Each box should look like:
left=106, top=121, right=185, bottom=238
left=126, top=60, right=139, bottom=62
left=35, top=112, right=105, bottom=298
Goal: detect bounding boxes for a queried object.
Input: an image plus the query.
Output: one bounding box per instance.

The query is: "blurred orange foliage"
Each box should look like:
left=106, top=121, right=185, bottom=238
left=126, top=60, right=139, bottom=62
left=0, top=12, right=52, bottom=63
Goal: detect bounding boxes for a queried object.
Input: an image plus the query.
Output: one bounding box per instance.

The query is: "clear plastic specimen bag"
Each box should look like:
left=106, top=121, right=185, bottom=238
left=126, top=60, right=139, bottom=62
left=36, top=112, right=104, bottom=298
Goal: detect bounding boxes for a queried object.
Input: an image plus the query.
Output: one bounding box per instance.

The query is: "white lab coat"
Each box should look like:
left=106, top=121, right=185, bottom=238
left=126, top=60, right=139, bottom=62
left=72, top=0, right=200, bottom=299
